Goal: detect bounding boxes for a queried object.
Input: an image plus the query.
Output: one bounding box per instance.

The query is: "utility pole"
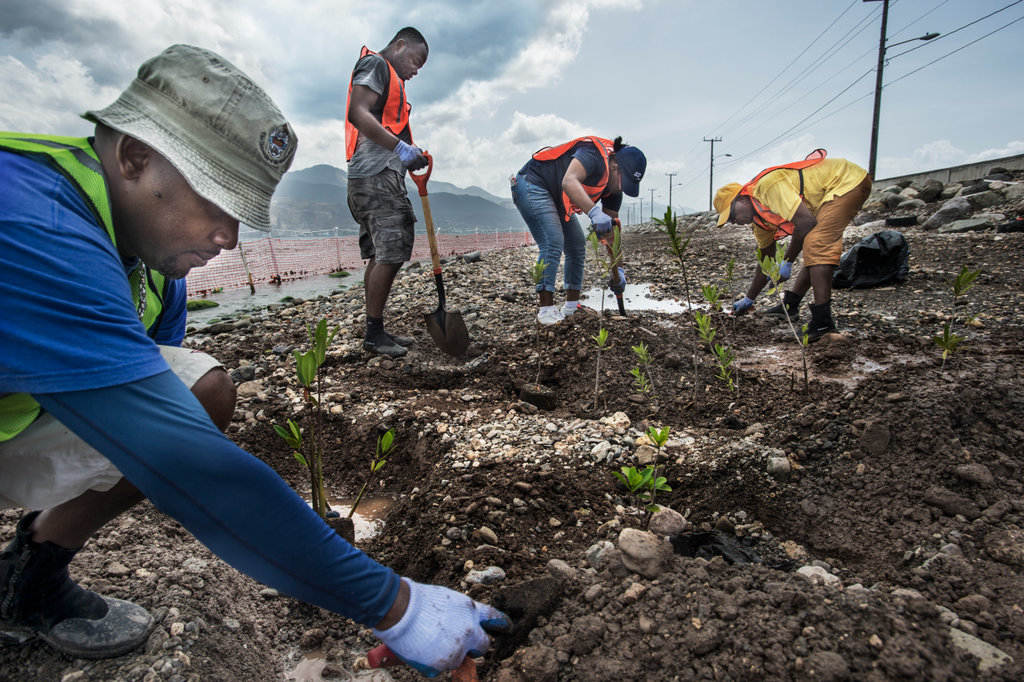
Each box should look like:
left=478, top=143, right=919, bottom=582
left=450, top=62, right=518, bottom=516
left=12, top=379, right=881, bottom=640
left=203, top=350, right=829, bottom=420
left=865, top=0, right=939, bottom=178
left=639, top=197, right=643, bottom=224
left=649, top=188, right=655, bottom=221
left=704, top=136, right=722, bottom=211
left=665, top=172, right=677, bottom=216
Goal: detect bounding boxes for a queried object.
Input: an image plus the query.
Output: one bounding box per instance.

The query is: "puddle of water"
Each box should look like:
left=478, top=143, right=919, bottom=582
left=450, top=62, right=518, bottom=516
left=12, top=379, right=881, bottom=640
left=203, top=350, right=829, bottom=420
left=579, top=283, right=703, bottom=314
left=287, top=648, right=325, bottom=682
left=745, top=348, right=896, bottom=389
left=186, top=270, right=364, bottom=326
left=305, top=495, right=395, bottom=541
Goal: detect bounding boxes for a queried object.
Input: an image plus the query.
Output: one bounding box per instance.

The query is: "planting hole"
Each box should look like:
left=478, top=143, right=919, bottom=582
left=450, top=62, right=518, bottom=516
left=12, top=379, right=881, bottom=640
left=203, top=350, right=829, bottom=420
left=314, top=495, right=395, bottom=541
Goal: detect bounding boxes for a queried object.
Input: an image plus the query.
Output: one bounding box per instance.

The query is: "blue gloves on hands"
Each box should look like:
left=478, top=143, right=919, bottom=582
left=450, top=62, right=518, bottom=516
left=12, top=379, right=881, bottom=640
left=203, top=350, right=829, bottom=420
left=588, top=205, right=613, bottom=235
left=732, top=296, right=755, bottom=315
left=608, top=267, right=626, bottom=294
left=394, top=140, right=428, bottom=171
left=372, top=578, right=511, bottom=677
left=778, top=260, right=793, bottom=281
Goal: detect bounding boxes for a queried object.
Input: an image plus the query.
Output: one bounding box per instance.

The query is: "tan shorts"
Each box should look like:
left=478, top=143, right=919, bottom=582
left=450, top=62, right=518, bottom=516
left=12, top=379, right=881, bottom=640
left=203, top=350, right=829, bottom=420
left=752, top=175, right=873, bottom=266
left=0, top=346, right=222, bottom=511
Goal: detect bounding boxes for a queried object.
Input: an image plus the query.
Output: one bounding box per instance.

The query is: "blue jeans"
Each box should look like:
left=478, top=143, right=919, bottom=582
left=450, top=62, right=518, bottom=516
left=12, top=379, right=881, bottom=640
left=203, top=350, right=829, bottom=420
left=511, top=173, right=586, bottom=293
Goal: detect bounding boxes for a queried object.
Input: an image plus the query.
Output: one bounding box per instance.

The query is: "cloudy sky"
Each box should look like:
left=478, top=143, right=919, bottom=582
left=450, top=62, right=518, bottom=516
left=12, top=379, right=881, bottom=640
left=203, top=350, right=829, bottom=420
left=2, top=0, right=1021, bottom=218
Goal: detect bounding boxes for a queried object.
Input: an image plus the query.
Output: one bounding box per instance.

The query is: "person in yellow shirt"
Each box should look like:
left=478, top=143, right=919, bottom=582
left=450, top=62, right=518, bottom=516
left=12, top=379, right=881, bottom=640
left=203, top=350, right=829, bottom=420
left=713, top=153, right=872, bottom=342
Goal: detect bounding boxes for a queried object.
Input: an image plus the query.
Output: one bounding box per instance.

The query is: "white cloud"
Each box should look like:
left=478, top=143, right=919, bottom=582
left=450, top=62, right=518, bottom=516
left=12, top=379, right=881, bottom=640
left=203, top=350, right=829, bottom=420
left=0, top=54, right=119, bottom=133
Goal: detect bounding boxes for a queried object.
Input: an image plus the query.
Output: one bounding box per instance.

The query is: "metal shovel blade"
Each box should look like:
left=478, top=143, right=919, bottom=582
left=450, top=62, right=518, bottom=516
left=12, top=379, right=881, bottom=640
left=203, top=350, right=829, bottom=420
left=424, top=301, right=469, bottom=357
left=411, top=153, right=471, bottom=357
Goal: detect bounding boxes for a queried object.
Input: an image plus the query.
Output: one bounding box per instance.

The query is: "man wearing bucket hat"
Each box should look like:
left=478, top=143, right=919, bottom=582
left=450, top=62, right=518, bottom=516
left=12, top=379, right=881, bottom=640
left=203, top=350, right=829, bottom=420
left=0, top=45, right=508, bottom=671
left=511, top=135, right=646, bottom=325
left=713, top=152, right=872, bottom=342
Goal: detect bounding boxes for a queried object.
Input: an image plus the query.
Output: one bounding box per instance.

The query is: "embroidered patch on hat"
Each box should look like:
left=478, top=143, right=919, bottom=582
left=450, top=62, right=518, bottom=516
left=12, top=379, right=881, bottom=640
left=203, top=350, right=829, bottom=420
left=261, top=124, right=292, bottom=163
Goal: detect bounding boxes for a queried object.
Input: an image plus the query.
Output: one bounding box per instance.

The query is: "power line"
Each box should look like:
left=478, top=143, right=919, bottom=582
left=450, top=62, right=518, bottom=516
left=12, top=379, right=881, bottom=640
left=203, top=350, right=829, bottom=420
left=719, top=7, right=1024, bottom=173
left=888, top=0, right=1023, bottom=60
left=887, top=11, right=1024, bottom=87
left=713, top=0, right=861, bottom=135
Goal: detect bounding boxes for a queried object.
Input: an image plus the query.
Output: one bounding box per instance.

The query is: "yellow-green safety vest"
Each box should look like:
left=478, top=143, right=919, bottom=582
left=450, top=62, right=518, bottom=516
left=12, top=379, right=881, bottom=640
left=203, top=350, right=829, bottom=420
left=0, top=133, right=171, bottom=441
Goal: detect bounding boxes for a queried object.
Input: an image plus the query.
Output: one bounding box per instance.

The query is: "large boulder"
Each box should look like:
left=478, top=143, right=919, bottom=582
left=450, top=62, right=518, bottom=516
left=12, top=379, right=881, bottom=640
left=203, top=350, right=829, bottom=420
left=923, top=196, right=971, bottom=230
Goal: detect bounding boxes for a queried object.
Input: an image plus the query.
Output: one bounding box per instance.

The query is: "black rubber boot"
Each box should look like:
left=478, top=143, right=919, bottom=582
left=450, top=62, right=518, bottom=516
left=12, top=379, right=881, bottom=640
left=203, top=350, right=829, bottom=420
left=0, top=511, right=152, bottom=658
left=806, top=300, right=838, bottom=343
left=762, top=290, right=803, bottom=322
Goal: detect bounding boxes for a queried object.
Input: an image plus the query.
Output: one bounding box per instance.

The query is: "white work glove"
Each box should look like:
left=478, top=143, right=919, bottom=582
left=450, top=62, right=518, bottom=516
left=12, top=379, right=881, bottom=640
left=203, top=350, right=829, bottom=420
left=588, top=205, right=613, bottom=235
left=394, top=140, right=428, bottom=170
left=372, top=578, right=511, bottom=677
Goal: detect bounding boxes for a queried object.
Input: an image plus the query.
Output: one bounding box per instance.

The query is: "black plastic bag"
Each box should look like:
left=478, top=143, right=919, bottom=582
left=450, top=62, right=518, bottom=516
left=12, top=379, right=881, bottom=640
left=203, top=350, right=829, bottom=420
left=833, top=229, right=909, bottom=289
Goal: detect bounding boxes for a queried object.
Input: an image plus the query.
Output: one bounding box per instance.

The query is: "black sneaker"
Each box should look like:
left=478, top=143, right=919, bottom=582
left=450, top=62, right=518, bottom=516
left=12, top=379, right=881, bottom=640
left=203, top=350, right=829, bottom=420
left=363, top=336, right=408, bottom=357
left=387, top=333, right=415, bottom=347
left=762, top=302, right=800, bottom=322
left=0, top=512, right=152, bottom=658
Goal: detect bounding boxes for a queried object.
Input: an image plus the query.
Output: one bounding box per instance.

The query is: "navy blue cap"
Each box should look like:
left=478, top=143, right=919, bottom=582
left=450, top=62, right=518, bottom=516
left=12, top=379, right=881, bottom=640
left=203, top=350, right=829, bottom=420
left=615, top=145, right=646, bottom=197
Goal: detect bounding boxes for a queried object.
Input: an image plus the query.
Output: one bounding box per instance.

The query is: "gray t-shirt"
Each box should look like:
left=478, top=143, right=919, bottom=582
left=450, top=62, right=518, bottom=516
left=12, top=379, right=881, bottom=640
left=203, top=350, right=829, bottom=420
left=348, top=53, right=406, bottom=179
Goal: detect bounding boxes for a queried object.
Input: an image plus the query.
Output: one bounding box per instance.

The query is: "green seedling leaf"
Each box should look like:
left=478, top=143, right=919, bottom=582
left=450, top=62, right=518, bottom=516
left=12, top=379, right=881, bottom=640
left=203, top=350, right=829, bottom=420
left=647, top=425, right=670, bottom=448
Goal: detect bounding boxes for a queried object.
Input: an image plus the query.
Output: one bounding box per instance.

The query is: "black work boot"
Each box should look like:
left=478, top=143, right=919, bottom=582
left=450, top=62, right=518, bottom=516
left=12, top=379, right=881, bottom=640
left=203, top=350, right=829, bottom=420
left=762, top=290, right=803, bottom=322
left=0, top=511, right=152, bottom=658
left=806, top=300, right=838, bottom=343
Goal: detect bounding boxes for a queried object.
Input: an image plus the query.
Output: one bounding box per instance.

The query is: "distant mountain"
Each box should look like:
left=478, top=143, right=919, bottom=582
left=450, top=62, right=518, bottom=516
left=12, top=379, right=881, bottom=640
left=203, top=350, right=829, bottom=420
left=270, top=164, right=519, bottom=236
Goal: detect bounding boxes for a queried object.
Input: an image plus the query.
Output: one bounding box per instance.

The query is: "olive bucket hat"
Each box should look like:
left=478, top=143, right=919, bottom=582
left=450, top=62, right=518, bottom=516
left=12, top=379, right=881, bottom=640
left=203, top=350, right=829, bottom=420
left=84, top=44, right=296, bottom=230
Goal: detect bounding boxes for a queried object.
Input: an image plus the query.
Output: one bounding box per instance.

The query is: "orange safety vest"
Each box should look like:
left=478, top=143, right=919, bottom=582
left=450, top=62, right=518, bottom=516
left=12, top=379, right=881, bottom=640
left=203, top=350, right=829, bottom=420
left=740, top=149, right=827, bottom=240
left=532, top=136, right=614, bottom=223
left=344, top=47, right=413, bottom=162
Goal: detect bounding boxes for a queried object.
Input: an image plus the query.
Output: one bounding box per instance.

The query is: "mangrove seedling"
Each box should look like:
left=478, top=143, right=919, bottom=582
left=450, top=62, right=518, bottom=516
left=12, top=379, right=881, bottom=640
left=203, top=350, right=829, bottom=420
left=613, top=425, right=672, bottom=524
left=758, top=248, right=809, bottom=393
left=529, top=258, right=548, bottom=383
left=592, top=326, right=610, bottom=409
left=700, top=283, right=738, bottom=392
left=653, top=207, right=700, bottom=402
left=348, top=428, right=394, bottom=519
left=934, top=265, right=981, bottom=369
left=273, top=317, right=340, bottom=520
left=630, top=341, right=656, bottom=400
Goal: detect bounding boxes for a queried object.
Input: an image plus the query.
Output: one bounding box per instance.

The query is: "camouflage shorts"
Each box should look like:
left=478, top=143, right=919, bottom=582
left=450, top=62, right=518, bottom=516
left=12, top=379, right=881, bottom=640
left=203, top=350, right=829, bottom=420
left=347, top=169, right=417, bottom=264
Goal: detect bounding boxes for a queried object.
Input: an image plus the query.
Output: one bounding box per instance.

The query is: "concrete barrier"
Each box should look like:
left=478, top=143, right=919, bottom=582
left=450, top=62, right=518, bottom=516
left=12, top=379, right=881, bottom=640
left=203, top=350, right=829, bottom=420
left=874, top=153, right=1024, bottom=188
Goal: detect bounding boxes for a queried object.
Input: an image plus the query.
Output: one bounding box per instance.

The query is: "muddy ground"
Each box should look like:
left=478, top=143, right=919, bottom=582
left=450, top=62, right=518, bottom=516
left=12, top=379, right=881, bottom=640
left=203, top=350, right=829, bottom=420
left=3, top=174, right=1024, bottom=681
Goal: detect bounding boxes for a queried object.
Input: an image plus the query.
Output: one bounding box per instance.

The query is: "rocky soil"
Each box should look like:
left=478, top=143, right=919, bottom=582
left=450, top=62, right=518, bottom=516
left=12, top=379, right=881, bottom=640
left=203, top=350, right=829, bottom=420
left=2, top=168, right=1024, bottom=681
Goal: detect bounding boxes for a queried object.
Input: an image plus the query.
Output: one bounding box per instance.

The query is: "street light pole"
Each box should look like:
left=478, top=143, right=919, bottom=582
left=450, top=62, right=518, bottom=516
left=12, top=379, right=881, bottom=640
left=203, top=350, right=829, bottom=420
left=649, top=188, right=655, bottom=221
left=665, top=172, right=677, bottom=215
left=865, top=0, right=939, bottom=178
left=704, top=136, right=722, bottom=210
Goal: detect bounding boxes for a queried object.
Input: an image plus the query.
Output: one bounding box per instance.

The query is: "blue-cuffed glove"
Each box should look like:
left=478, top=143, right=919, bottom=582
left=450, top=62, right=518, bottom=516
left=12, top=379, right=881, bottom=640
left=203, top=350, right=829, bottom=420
left=779, top=260, right=793, bottom=281
left=588, top=205, right=613, bottom=235
left=732, top=296, right=755, bottom=315
left=608, top=267, right=626, bottom=294
left=372, top=578, right=511, bottom=677
left=394, top=140, right=428, bottom=170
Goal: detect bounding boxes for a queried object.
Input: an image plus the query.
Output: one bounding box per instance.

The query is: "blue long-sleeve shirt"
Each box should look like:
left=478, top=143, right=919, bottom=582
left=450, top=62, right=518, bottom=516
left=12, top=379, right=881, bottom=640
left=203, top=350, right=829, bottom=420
left=1, top=147, right=399, bottom=626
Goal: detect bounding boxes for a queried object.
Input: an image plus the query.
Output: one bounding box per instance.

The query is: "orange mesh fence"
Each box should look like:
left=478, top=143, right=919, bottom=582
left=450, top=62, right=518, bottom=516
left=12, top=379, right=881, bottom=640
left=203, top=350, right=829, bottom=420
left=186, top=232, right=534, bottom=298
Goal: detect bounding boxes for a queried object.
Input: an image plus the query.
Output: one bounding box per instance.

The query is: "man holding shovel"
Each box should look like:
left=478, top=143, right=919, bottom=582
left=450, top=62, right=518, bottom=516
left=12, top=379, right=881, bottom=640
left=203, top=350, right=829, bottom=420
left=0, top=44, right=507, bottom=673
left=345, top=27, right=430, bottom=358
